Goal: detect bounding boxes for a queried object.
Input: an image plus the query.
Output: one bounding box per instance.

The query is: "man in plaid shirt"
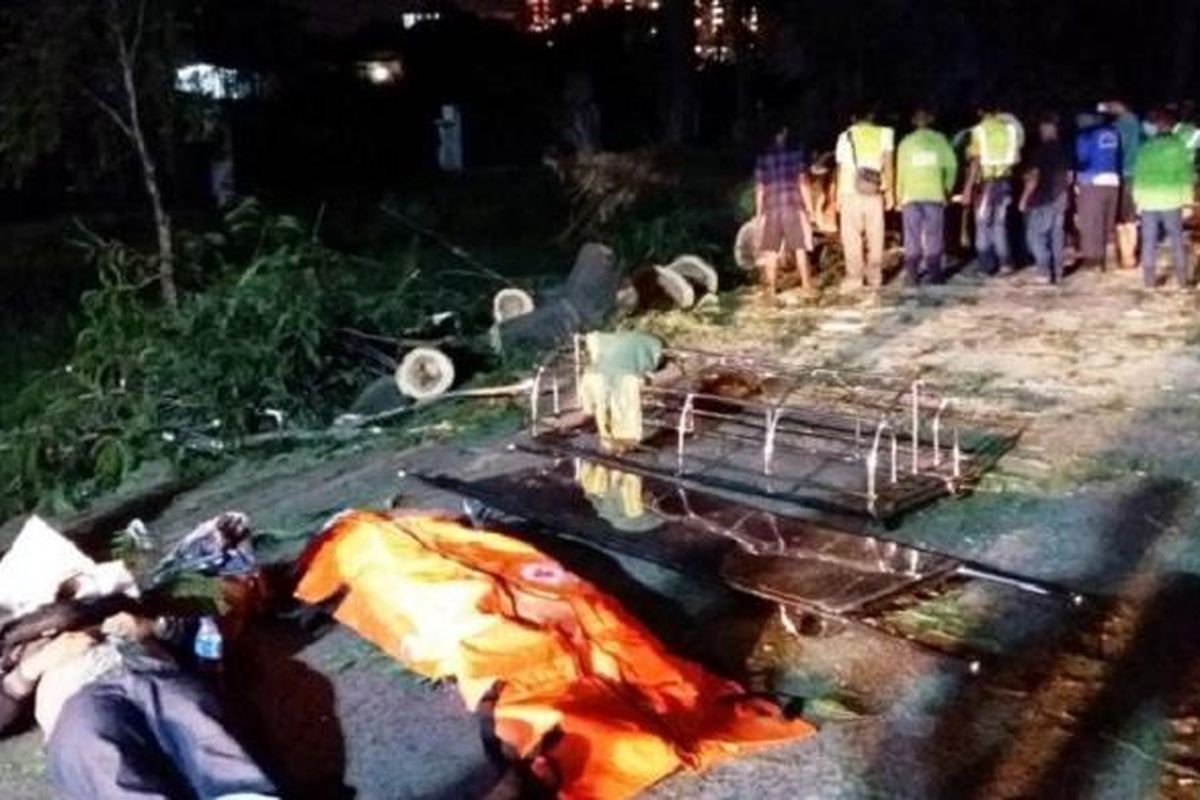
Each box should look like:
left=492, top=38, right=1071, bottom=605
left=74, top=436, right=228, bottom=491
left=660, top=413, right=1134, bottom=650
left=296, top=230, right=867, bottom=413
left=755, top=126, right=814, bottom=297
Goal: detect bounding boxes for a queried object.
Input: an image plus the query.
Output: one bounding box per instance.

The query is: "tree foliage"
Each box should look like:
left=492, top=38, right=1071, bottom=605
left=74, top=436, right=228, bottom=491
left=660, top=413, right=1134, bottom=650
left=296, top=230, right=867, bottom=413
left=0, top=0, right=181, bottom=303
left=0, top=199, right=491, bottom=520
left=0, top=1, right=169, bottom=184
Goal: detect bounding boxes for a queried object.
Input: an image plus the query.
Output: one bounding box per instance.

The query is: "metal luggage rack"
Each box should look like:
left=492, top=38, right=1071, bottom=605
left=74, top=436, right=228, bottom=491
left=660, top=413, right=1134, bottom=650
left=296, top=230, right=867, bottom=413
left=523, top=340, right=1025, bottom=525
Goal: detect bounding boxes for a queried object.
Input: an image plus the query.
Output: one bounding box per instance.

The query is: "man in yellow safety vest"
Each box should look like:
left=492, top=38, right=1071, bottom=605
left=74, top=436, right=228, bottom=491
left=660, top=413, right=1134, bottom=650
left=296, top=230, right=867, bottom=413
left=834, top=110, right=895, bottom=291
left=965, top=106, right=1024, bottom=275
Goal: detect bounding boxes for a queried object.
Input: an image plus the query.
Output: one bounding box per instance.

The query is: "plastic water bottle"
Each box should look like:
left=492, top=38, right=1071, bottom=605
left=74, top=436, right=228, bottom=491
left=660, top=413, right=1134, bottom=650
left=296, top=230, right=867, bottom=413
left=193, top=616, right=224, bottom=676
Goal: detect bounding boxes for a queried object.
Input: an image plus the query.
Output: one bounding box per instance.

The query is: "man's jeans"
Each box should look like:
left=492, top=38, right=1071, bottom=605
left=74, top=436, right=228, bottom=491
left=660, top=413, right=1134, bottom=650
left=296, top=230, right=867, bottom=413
left=901, top=202, right=945, bottom=283
left=1025, top=194, right=1068, bottom=282
left=1140, top=209, right=1190, bottom=287
left=974, top=180, right=1012, bottom=274
left=47, top=668, right=278, bottom=800
left=839, top=192, right=885, bottom=288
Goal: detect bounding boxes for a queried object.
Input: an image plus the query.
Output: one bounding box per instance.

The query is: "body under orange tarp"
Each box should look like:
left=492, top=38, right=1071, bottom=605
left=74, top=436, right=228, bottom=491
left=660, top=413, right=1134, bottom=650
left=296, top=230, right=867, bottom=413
left=295, top=510, right=813, bottom=799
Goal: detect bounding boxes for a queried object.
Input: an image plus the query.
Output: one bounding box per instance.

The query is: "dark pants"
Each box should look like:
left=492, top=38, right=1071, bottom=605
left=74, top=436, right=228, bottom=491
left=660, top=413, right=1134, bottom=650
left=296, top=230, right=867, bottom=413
left=1140, top=209, right=1190, bottom=288
left=901, top=202, right=946, bottom=283
left=46, top=668, right=277, bottom=800
left=1025, top=194, right=1068, bottom=282
left=974, top=180, right=1011, bottom=274
left=1077, top=184, right=1119, bottom=265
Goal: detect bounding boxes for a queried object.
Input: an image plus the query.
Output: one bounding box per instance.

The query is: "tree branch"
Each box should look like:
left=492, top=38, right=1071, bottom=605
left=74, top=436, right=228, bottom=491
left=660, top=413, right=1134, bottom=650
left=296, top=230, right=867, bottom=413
left=129, top=0, right=147, bottom=65
left=108, top=0, right=131, bottom=74
left=80, top=86, right=137, bottom=143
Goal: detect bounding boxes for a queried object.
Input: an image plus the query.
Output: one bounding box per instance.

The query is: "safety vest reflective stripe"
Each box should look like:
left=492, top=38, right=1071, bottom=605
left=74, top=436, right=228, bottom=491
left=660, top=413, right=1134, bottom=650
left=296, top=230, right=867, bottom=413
left=910, top=149, right=939, bottom=168
left=1177, top=124, right=1200, bottom=151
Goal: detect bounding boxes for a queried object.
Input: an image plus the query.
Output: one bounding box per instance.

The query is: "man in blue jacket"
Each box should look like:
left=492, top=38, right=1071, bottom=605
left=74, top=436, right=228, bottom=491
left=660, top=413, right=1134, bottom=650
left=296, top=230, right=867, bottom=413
left=1075, top=111, right=1123, bottom=270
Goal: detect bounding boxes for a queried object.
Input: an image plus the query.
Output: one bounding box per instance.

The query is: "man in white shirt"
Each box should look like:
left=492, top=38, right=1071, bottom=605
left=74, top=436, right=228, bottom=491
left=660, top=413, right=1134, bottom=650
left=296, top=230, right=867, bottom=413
left=834, top=110, right=896, bottom=290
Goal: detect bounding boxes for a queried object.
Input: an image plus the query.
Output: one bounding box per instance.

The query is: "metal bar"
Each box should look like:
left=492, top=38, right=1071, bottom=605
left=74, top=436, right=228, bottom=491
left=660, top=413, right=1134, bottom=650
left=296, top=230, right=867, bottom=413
left=547, top=345, right=1026, bottom=439
left=640, top=413, right=947, bottom=483
left=643, top=400, right=837, bottom=443
left=644, top=397, right=871, bottom=447
left=953, top=428, right=962, bottom=480
left=640, top=403, right=896, bottom=472
left=890, top=430, right=898, bottom=483
left=763, top=408, right=777, bottom=475
left=932, top=398, right=950, bottom=467
left=589, top=404, right=989, bottom=516
left=642, top=383, right=1007, bottom=456
left=676, top=393, right=696, bottom=474
left=642, top=415, right=869, bottom=471
left=572, top=334, right=582, bottom=400
left=646, top=381, right=917, bottom=428
left=866, top=419, right=892, bottom=515
left=529, top=367, right=545, bottom=435
left=911, top=380, right=924, bottom=474
left=956, top=565, right=1086, bottom=606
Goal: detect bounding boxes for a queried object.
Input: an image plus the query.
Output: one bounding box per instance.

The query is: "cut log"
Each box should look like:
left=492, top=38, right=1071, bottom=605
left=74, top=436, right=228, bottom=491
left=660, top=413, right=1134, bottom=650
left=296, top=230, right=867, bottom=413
left=630, top=265, right=695, bottom=310
left=396, top=347, right=456, bottom=400
left=493, top=288, right=536, bottom=323
left=664, top=254, right=719, bottom=295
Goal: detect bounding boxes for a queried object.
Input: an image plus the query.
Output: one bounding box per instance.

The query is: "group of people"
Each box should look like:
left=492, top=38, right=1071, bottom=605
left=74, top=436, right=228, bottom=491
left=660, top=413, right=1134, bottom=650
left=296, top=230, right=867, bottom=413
left=753, top=100, right=1199, bottom=295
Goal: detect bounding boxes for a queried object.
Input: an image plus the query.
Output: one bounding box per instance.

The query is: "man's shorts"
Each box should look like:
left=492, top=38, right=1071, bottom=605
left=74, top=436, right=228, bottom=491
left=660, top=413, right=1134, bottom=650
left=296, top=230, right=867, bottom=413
left=1117, top=182, right=1137, bottom=224
left=758, top=209, right=813, bottom=255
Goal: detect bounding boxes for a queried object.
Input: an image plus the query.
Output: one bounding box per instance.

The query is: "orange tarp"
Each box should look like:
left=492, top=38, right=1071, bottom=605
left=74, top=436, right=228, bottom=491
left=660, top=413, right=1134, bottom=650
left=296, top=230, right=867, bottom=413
left=295, top=510, right=813, bottom=799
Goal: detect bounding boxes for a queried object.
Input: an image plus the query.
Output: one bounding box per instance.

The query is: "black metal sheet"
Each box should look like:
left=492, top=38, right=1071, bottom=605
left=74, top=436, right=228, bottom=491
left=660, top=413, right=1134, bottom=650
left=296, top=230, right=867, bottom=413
left=523, top=427, right=951, bottom=523
left=417, top=459, right=959, bottom=616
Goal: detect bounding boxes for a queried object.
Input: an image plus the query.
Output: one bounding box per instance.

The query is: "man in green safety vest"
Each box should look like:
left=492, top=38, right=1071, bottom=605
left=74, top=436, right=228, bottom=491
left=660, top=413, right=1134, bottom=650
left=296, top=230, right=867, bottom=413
left=965, top=105, right=1023, bottom=275
left=834, top=110, right=895, bottom=291
left=896, top=108, right=958, bottom=285
left=1133, top=107, right=1196, bottom=289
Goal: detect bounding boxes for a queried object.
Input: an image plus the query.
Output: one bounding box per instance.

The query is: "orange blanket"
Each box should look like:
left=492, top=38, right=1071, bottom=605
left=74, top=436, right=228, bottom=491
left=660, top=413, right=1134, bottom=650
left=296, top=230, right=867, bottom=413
left=295, top=511, right=812, bottom=799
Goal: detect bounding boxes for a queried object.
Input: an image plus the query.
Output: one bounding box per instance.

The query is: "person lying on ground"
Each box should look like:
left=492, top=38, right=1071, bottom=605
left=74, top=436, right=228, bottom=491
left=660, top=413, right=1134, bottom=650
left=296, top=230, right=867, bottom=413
left=0, top=596, right=278, bottom=800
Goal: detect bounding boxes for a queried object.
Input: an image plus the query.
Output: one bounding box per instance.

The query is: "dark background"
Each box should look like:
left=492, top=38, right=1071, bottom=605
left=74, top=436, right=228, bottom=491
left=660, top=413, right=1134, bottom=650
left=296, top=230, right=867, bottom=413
left=3, top=0, right=1197, bottom=217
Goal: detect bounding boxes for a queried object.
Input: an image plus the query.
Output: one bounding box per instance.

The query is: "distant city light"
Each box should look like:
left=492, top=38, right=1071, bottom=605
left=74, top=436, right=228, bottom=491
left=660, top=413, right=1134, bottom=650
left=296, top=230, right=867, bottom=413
left=175, top=63, right=249, bottom=100
left=521, top=0, right=760, bottom=59
left=401, top=11, right=440, bottom=29
left=360, top=59, right=404, bottom=84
